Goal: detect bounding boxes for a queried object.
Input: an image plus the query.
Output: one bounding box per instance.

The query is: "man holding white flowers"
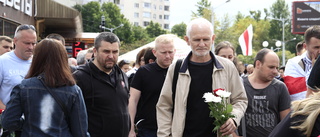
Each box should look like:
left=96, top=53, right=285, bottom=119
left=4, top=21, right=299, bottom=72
left=156, top=17, right=248, bottom=137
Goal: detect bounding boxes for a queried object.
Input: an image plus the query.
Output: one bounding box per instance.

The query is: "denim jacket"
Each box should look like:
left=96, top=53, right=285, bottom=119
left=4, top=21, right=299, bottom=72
left=1, top=76, right=90, bottom=137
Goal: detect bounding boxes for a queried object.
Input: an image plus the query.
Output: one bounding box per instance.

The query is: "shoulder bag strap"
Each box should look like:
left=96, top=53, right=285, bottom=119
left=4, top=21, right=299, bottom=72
left=172, top=59, right=182, bottom=114
left=37, top=76, right=70, bottom=126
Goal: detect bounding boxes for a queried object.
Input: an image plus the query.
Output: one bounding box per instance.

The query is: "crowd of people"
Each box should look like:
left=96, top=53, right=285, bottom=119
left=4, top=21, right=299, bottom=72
left=0, top=17, right=319, bottom=137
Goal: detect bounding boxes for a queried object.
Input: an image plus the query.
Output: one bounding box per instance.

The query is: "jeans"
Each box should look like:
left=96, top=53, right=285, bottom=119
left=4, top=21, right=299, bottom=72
left=137, top=128, right=157, bottom=137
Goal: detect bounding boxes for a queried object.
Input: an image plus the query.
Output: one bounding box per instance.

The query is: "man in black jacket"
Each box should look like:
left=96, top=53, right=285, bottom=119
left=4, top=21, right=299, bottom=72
left=73, top=32, right=130, bottom=137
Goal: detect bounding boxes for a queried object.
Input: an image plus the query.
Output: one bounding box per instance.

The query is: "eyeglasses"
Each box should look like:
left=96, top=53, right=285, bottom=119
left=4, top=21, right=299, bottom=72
left=14, top=24, right=36, bottom=37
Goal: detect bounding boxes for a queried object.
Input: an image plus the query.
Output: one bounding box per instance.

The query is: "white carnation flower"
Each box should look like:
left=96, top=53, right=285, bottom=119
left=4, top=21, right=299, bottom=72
left=216, top=90, right=231, bottom=98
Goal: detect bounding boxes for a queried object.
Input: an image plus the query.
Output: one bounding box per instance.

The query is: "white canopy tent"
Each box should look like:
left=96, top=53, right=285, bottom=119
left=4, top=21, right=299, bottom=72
left=118, top=37, right=191, bottom=62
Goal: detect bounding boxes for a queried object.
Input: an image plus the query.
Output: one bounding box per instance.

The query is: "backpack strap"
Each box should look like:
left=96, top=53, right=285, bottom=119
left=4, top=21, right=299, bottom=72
left=172, top=59, right=183, bottom=113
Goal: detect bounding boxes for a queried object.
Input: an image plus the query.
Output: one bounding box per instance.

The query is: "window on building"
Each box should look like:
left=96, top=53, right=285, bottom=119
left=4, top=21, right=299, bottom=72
left=134, top=3, right=139, bottom=8
left=159, top=15, right=162, bottom=19
left=0, top=19, right=18, bottom=37
left=134, top=22, right=139, bottom=26
left=159, top=5, right=163, bottom=10
left=164, top=15, right=169, bottom=20
left=114, top=0, right=120, bottom=4
left=164, top=5, right=169, bottom=11
left=144, top=21, right=150, bottom=26
left=164, top=24, right=169, bottom=29
left=153, top=14, right=156, bottom=19
left=134, top=12, right=139, bottom=18
left=154, top=4, right=157, bottom=10
left=143, top=12, right=151, bottom=18
left=144, top=2, right=151, bottom=8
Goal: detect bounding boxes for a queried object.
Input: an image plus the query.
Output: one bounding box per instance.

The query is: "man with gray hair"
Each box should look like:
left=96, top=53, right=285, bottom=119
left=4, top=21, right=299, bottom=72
left=73, top=32, right=130, bottom=137
left=156, top=18, right=247, bottom=137
left=0, top=24, right=37, bottom=137
left=76, top=49, right=88, bottom=65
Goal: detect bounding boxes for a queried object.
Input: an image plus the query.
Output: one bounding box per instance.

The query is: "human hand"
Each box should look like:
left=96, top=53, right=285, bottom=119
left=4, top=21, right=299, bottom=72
left=220, top=118, right=236, bottom=136
left=128, top=129, right=137, bottom=137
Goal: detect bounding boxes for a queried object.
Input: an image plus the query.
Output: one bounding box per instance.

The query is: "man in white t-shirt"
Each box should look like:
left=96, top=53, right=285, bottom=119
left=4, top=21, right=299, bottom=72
left=0, top=24, right=37, bottom=109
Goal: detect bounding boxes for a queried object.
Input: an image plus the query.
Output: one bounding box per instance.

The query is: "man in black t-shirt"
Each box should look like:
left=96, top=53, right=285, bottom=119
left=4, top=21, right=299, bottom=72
left=128, top=34, right=177, bottom=137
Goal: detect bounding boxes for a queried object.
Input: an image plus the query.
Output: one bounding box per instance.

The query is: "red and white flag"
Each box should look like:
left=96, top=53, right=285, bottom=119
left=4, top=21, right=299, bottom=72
left=238, top=24, right=253, bottom=56
left=283, top=55, right=307, bottom=101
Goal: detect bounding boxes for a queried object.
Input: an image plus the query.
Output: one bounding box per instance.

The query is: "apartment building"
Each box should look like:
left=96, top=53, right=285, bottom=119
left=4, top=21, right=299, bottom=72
left=119, top=0, right=171, bottom=30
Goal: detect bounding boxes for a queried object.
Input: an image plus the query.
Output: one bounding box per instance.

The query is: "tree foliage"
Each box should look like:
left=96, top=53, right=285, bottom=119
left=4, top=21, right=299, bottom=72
left=145, top=21, right=167, bottom=38
left=101, top=2, right=134, bottom=43
left=171, top=22, right=187, bottom=38
left=192, top=0, right=211, bottom=17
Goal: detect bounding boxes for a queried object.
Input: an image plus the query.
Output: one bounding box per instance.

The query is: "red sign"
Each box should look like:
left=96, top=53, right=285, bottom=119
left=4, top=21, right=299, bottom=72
left=72, top=42, right=85, bottom=57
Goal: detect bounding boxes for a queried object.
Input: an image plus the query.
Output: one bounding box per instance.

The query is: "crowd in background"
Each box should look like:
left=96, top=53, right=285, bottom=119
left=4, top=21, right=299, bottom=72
left=0, top=17, right=319, bottom=137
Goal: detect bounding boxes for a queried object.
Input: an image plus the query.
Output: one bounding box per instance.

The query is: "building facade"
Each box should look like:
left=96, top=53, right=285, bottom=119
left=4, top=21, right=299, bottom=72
left=119, top=0, right=171, bottom=30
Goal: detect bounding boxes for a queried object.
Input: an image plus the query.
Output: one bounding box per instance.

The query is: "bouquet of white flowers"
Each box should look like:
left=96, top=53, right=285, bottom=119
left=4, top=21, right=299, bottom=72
left=202, top=88, right=235, bottom=137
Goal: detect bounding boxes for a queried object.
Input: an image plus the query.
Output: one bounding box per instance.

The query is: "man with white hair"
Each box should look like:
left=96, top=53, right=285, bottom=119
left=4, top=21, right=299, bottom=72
left=156, top=18, right=247, bottom=137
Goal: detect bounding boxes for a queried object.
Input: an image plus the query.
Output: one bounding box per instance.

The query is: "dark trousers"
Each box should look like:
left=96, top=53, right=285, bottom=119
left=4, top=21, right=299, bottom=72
left=137, top=128, right=157, bottom=137
left=1, top=130, right=21, bottom=137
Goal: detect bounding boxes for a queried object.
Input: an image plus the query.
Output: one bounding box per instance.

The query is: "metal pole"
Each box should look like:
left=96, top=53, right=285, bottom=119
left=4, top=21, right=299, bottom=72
left=282, top=19, right=285, bottom=66
left=211, top=6, right=215, bottom=52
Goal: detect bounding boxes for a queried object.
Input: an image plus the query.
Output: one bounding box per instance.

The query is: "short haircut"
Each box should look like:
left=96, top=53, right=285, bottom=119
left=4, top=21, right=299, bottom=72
left=0, top=36, right=13, bottom=43
left=25, top=38, right=75, bottom=87
left=46, top=33, right=65, bottom=45
left=77, top=49, right=88, bottom=65
left=295, top=41, right=305, bottom=55
left=186, top=17, right=213, bottom=38
left=118, top=59, right=130, bottom=68
left=154, top=34, right=177, bottom=50
left=14, top=24, right=36, bottom=38
left=94, top=32, right=120, bottom=50
left=253, top=48, right=272, bottom=67
left=279, top=66, right=285, bottom=71
left=214, top=41, right=235, bottom=55
left=143, top=47, right=156, bottom=64
left=304, top=25, right=320, bottom=44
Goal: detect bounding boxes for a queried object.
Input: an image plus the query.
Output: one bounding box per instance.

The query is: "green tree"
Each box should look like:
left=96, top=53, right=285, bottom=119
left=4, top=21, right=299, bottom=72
left=132, top=26, right=149, bottom=41
left=214, top=14, right=233, bottom=44
left=192, top=0, right=211, bottom=17
left=73, top=2, right=102, bottom=32
left=268, top=0, right=290, bottom=42
left=249, top=10, right=261, bottom=21
left=145, top=21, right=167, bottom=38
left=101, top=2, right=134, bottom=43
left=171, top=22, right=187, bottom=38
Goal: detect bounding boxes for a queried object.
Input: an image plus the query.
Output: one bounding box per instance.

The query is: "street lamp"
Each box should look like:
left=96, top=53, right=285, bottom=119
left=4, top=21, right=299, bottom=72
left=210, top=0, right=231, bottom=52
left=269, top=17, right=286, bottom=66
left=99, top=15, right=124, bottom=33
left=262, top=41, right=281, bottom=52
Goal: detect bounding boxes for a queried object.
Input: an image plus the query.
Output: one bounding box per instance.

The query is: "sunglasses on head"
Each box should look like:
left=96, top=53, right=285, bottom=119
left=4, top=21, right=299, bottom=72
left=14, top=24, right=36, bottom=37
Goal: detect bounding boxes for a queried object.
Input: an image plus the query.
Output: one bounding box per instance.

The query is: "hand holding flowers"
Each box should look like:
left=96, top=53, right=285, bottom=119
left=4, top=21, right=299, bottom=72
left=203, top=88, right=235, bottom=137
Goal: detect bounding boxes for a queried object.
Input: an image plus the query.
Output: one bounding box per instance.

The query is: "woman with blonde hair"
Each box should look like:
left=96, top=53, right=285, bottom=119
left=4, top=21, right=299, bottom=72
left=269, top=92, right=320, bottom=137
left=1, top=39, right=90, bottom=137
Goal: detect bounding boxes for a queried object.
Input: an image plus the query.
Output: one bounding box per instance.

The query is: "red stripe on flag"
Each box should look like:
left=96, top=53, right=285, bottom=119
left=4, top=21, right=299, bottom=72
left=283, top=76, right=307, bottom=95
left=244, top=30, right=249, bottom=55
